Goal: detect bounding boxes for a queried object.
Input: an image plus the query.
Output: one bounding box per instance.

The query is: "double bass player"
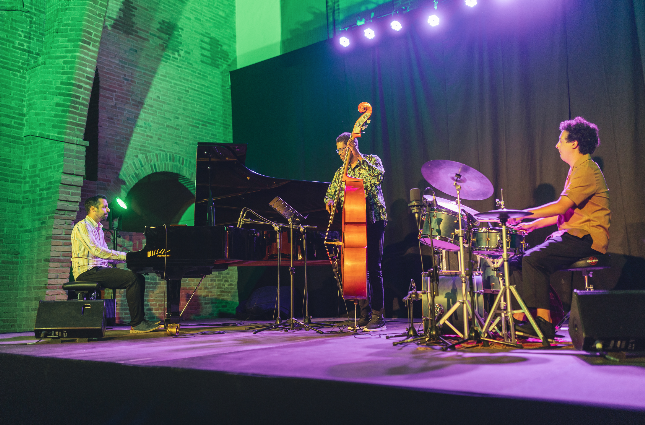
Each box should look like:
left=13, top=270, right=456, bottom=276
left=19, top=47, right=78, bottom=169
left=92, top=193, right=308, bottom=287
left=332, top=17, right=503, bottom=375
left=325, top=132, right=387, bottom=330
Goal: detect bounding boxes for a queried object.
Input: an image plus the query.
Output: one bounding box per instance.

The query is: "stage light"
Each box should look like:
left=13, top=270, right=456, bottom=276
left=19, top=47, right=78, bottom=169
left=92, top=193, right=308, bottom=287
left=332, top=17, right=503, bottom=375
left=364, top=28, right=375, bottom=39
left=465, top=0, right=477, bottom=7
left=390, top=20, right=402, bottom=31
left=116, top=197, right=127, bottom=209
left=339, top=36, right=350, bottom=47
left=428, top=15, right=440, bottom=27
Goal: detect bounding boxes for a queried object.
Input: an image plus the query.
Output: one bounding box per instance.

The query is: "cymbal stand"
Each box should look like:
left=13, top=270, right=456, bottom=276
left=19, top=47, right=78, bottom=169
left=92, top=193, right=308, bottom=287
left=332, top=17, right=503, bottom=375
left=439, top=178, right=481, bottom=350
left=479, top=214, right=547, bottom=347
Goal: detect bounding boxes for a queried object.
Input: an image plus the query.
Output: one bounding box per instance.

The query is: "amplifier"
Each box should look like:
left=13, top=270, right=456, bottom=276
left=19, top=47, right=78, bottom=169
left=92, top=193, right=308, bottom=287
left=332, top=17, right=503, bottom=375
left=34, top=300, right=106, bottom=339
left=569, top=290, right=645, bottom=351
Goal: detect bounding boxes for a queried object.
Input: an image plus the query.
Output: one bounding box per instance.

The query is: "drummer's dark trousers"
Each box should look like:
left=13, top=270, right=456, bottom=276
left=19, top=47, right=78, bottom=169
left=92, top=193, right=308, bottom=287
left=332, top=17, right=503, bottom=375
left=510, top=232, right=597, bottom=311
left=359, top=220, right=386, bottom=315
left=76, top=267, right=146, bottom=326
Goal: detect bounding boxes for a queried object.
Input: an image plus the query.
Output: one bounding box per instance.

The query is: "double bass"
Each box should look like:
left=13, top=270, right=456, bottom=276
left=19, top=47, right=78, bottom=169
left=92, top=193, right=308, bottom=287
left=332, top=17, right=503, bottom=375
left=326, top=102, right=372, bottom=300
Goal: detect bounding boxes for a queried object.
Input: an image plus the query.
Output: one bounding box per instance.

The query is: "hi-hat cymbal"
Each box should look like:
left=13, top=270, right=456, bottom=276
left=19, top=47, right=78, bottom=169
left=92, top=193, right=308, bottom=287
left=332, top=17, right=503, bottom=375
left=423, top=195, right=480, bottom=217
left=421, top=160, right=493, bottom=200
left=474, top=209, right=533, bottom=222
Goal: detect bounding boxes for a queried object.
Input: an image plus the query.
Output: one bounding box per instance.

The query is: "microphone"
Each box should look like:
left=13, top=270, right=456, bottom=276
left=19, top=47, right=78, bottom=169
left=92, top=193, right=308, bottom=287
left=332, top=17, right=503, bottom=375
left=408, top=188, right=423, bottom=228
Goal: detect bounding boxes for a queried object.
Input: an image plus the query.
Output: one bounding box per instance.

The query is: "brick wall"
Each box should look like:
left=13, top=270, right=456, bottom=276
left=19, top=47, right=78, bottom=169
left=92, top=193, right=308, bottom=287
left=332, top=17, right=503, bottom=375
left=0, top=3, right=32, bottom=332
left=0, top=0, right=108, bottom=332
left=0, top=0, right=237, bottom=332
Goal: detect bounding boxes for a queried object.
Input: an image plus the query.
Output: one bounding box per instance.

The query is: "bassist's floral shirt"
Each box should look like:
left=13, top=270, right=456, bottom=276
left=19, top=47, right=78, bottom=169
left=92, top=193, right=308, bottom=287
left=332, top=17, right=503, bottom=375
left=324, top=154, right=387, bottom=224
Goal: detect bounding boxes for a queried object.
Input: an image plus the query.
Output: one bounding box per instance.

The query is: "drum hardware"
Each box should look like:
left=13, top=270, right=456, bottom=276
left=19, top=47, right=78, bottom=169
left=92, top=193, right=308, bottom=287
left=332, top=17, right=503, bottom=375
left=421, top=160, right=494, bottom=349
left=474, top=205, right=550, bottom=347
left=441, top=206, right=472, bottom=339
left=389, top=188, right=447, bottom=347
left=388, top=280, right=422, bottom=344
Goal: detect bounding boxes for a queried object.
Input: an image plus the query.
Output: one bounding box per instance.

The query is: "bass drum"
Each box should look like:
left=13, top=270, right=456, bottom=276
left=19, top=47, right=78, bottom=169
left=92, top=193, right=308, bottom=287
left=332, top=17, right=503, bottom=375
left=422, top=272, right=486, bottom=334
left=420, top=207, right=470, bottom=251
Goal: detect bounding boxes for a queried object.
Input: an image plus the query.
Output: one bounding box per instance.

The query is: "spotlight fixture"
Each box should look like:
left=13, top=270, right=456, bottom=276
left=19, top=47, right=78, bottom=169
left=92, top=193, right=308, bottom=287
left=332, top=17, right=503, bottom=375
left=465, top=0, right=477, bottom=7
left=339, top=36, right=350, bottom=47
left=364, top=28, right=375, bottom=39
left=115, top=197, right=128, bottom=209
left=390, top=20, right=402, bottom=31
left=428, top=15, right=440, bottom=27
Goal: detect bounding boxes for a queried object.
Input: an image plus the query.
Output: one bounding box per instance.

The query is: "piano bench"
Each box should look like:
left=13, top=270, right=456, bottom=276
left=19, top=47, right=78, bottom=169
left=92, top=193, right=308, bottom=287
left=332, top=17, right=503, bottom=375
left=62, top=282, right=103, bottom=300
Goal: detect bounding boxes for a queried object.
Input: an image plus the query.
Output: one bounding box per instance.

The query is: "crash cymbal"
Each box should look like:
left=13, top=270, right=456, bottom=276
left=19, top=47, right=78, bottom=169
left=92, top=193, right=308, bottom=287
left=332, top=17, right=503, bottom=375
left=422, top=195, right=480, bottom=217
left=421, top=160, right=494, bottom=200
left=474, top=209, right=533, bottom=222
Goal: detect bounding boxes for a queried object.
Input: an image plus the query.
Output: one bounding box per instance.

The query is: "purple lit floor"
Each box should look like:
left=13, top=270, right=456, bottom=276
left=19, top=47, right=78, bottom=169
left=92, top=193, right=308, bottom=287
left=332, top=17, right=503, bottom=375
left=1, top=319, right=645, bottom=423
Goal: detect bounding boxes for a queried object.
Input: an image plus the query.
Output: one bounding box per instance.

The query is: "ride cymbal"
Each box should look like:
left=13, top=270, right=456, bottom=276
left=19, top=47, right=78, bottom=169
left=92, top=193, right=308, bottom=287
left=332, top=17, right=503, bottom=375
left=421, top=160, right=493, bottom=200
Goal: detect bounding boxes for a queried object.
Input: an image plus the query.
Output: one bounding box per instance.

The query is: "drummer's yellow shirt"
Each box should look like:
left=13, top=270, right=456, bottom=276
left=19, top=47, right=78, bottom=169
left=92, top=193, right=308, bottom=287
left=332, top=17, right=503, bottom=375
left=557, top=154, right=610, bottom=253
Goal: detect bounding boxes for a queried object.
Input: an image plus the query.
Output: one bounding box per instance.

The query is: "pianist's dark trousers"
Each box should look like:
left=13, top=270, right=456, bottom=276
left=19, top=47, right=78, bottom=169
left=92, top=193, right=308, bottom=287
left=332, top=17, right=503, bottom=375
left=77, top=267, right=146, bottom=326
left=358, top=220, right=386, bottom=316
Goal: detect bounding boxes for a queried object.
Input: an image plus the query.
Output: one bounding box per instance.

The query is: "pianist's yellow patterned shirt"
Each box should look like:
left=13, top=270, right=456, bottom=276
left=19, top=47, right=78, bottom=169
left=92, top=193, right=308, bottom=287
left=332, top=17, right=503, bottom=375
left=324, top=154, right=387, bottom=224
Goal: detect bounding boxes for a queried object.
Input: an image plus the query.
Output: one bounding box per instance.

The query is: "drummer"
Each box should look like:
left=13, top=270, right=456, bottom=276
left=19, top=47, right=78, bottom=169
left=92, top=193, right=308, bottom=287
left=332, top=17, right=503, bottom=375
left=507, top=117, right=610, bottom=340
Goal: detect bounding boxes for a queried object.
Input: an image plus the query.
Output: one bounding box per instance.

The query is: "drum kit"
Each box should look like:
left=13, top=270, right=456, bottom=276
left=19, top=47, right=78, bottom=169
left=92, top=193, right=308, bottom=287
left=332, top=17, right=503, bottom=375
left=407, top=159, right=548, bottom=348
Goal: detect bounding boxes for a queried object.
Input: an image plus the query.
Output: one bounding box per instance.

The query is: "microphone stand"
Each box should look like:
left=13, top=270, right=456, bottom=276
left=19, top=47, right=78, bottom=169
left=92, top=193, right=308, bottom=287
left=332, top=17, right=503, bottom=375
left=241, top=206, right=324, bottom=334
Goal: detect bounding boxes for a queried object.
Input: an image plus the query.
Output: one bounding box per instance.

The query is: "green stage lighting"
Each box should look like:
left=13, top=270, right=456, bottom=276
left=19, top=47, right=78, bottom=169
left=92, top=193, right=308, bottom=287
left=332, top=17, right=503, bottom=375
left=116, top=197, right=127, bottom=209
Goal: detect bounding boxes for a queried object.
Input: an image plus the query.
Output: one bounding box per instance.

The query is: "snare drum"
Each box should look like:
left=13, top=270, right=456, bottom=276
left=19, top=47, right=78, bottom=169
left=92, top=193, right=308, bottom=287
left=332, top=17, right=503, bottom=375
left=471, top=227, right=526, bottom=257
left=420, top=208, right=469, bottom=251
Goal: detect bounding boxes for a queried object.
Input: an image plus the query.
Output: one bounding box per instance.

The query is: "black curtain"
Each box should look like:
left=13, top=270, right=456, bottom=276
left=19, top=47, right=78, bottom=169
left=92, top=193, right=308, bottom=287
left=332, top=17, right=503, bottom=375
left=231, top=0, right=645, bottom=295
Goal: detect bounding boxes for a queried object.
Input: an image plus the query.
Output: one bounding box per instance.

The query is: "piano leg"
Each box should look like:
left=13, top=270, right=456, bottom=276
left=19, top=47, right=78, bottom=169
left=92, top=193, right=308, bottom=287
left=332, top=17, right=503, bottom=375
left=165, top=279, right=182, bottom=326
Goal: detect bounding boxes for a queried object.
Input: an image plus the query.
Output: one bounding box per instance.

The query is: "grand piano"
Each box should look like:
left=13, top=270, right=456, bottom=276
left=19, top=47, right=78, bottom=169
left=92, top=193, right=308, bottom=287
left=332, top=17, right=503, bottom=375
left=126, top=143, right=340, bottom=326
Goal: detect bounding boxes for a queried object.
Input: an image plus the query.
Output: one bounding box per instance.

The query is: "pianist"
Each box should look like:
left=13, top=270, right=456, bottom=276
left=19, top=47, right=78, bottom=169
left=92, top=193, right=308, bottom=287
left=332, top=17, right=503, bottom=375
left=71, top=195, right=159, bottom=333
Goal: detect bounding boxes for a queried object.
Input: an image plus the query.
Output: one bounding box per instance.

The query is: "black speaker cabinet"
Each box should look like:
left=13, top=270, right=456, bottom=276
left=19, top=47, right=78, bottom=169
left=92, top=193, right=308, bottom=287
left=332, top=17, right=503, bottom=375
left=34, top=300, right=106, bottom=339
left=569, top=290, right=645, bottom=352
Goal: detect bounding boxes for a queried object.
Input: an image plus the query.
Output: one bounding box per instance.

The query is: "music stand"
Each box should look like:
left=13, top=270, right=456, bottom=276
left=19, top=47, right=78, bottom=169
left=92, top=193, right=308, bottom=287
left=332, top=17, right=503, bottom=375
left=253, top=197, right=322, bottom=333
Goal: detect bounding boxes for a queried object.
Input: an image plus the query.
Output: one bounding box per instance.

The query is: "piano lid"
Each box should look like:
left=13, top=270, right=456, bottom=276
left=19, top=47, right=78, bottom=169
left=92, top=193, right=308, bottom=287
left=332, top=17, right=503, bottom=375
left=195, top=142, right=340, bottom=231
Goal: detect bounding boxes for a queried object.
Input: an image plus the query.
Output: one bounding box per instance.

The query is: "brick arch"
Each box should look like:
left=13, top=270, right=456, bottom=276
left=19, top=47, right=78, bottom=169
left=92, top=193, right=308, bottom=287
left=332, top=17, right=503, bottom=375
left=118, top=152, right=195, bottom=198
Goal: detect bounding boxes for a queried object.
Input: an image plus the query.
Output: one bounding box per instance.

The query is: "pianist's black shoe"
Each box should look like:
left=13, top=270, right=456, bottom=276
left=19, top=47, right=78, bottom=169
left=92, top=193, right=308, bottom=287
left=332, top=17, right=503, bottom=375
left=131, top=320, right=160, bottom=334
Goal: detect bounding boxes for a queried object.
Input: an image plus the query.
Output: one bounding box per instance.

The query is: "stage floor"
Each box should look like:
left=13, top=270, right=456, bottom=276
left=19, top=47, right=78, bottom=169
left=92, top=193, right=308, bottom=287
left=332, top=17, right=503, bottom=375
left=1, top=318, right=645, bottom=423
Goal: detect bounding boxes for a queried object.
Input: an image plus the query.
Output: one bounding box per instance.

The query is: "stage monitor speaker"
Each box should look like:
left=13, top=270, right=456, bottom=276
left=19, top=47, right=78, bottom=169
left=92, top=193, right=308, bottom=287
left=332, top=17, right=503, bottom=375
left=34, top=300, right=106, bottom=339
left=569, top=290, right=645, bottom=352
